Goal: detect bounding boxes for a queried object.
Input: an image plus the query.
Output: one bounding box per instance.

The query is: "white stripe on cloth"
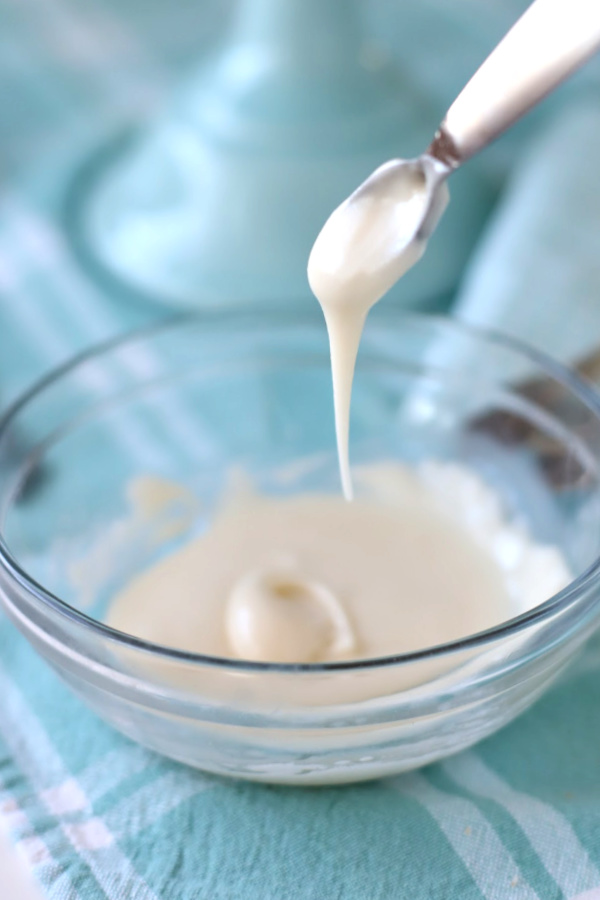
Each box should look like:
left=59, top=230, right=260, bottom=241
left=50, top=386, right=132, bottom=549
left=74, top=745, right=215, bottom=832
left=0, top=206, right=170, bottom=467
left=103, top=769, right=215, bottom=841
left=390, top=772, right=540, bottom=900
left=39, top=743, right=164, bottom=816
left=0, top=207, right=213, bottom=482
left=0, top=291, right=171, bottom=471
left=445, top=752, right=600, bottom=898
left=76, top=745, right=156, bottom=805
left=0, top=779, right=85, bottom=900
left=3, top=198, right=221, bottom=468
left=2, top=722, right=214, bottom=873
left=0, top=659, right=163, bottom=900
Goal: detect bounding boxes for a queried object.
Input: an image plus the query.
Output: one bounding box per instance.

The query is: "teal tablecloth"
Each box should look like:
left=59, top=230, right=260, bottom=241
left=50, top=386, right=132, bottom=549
left=2, top=1, right=600, bottom=898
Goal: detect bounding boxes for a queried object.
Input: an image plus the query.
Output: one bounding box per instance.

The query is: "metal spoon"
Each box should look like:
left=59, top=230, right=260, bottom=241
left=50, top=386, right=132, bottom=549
left=351, top=0, right=600, bottom=248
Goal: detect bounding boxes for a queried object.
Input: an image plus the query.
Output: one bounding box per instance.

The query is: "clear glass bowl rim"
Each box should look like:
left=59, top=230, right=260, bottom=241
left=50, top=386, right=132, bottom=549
left=1, top=307, right=600, bottom=674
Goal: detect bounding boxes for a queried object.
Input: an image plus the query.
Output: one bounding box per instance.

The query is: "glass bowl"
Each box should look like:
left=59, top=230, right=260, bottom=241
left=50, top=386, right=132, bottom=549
left=1, top=310, right=600, bottom=785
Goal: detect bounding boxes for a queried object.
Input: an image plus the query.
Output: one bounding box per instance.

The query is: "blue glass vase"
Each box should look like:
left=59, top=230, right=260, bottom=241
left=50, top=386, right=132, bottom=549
left=74, top=0, right=495, bottom=309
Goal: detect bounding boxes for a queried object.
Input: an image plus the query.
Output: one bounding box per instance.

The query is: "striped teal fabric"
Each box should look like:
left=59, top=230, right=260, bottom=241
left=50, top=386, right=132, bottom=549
left=2, top=1, right=600, bottom=898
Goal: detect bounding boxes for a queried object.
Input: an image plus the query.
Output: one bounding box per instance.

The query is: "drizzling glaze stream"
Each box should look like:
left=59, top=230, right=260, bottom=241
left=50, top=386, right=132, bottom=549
left=308, top=160, right=448, bottom=499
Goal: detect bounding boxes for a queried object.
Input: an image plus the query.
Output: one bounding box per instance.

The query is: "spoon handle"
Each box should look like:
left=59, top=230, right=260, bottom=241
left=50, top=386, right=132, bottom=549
left=429, top=0, right=600, bottom=168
